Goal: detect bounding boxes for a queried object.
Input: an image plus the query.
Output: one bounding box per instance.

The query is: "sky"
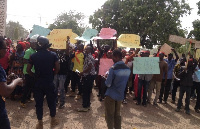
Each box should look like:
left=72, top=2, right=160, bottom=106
left=6, top=0, right=200, bottom=34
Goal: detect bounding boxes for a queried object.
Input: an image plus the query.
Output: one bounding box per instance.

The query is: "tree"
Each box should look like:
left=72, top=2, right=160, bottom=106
left=89, top=0, right=191, bottom=49
left=5, top=21, right=29, bottom=40
left=187, top=20, right=200, bottom=40
left=48, top=10, right=87, bottom=36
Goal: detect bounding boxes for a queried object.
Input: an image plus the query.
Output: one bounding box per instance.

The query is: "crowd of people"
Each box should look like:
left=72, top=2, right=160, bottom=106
left=0, top=35, right=200, bottom=129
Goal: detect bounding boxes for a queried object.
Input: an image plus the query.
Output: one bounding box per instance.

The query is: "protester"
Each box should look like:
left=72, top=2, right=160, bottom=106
left=136, top=50, right=153, bottom=107
left=20, top=35, right=37, bottom=108
left=0, top=37, right=23, bottom=129
left=159, top=49, right=179, bottom=104
left=69, top=43, right=85, bottom=100
left=171, top=58, right=186, bottom=104
left=104, top=49, right=131, bottom=129
left=175, top=58, right=195, bottom=115
left=77, top=46, right=96, bottom=112
left=9, top=42, right=26, bottom=100
left=27, top=36, right=60, bottom=128
left=147, top=52, right=168, bottom=105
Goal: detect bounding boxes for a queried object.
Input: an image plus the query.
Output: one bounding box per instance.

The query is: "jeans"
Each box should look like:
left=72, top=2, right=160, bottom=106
left=21, top=74, right=35, bottom=103
left=159, top=79, right=172, bottom=102
left=105, top=96, right=122, bottom=129
left=82, top=75, right=95, bottom=108
left=172, top=80, right=180, bottom=101
left=177, top=86, right=191, bottom=111
left=148, top=80, right=161, bottom=104
left=194, top=82, right=200, bottom=110
left=0, top=110, right=11, bottom=129
left=137, top=79, right=150, bottom=105
left=71, top=71, right=82, bottom=94
left=54, top=75, right=66, bottom=104
left=33, top=82, right=57, bottom=120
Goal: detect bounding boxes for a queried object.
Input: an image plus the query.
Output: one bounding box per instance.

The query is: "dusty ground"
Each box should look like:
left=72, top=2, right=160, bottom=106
left=5, top=88, right=200, bottom=129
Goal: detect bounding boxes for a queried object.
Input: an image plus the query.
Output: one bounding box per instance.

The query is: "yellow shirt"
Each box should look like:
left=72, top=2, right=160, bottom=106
left=72, top=52, right=84, bottom=72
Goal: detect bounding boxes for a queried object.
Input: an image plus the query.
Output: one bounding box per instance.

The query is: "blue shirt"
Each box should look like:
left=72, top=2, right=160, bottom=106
left=105, top=61, right=131, bottom=101
left=29, top=49, right=58, bottom=83
left=163, top=59, right=177, bottom=79
left=0, top=65, right=7, bottom=116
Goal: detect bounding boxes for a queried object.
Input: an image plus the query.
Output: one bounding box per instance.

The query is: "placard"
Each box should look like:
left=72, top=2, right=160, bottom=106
left=47, top=29, right=78, bottom=49
left=133, top=57, right=160, bottom=74
left=81, top=28, right=98, bottom=41
left=98, top=58, right=114, bottom=75
left=196, top=49, right=200, bottom=59
left=160, top=43, right=172, bottom=56
left=0, top=0, right=7, bottom=36
left=97, top=28, right=117, bottom=39
left=117, top=34, right=141, bottom=48
left=29, top=25, right=51, bottom=38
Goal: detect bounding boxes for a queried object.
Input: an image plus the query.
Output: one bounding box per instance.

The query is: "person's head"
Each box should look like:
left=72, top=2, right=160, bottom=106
left=168, top=53, right=173, bottom=61
left=0, top=38, right=7, bottom=59
left=85, top=46, right=92, bottom=54
left=121, top=50, right=126, bottom=58
left=159, top=52, right=165, bottom=60
left=17, top=42, right=26, bottom=52
left=180, top=58, right=186, bottom=66
left=140, top=50, right=150, bottom=57
left=107, top=50, right=113, bottom=59
left=77, top=44, right=84, bottom=51
left=112, top=49, right=122, bottom=63
left=182, top=53, right=186, bottom=58
left=104, top=45, right=110, bottom=53
left=36, top=36, right=51, bottom=51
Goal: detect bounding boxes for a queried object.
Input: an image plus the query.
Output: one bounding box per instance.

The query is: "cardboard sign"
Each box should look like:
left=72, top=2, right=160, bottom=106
left=0, top=0, right=7, bottom=36
left=117, top=34, right=141, bottom=48
left=196, top=49, right=200, bottom=59
left=160, top=43, right=172, bottom=56
left=99, top=58, right=114, bottom=75
left=29, top=25, right=51, bottom=38
left=133, top=57, right=160, bottom=74
left=81, top=29, right=98, bottom=41
left=195, top=42, right=200, bottom=48
left=97, top=28, right=117, bottom=39
left=47, top=29, right=78, bottom=49
left=169, top=35, right=199, bottom=45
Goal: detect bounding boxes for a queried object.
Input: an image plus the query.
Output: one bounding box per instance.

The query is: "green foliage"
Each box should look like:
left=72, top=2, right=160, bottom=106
left=89, top=0, right=191, bottom=49
left=5, top=21, right=28, bottom=40
left=48, top=10, right=87, bottom=36
left=188, top=20, right=200, bottom=41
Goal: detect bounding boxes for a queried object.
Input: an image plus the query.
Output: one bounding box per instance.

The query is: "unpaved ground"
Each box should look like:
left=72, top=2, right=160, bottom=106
left=5, top=88, right=200, bottom=129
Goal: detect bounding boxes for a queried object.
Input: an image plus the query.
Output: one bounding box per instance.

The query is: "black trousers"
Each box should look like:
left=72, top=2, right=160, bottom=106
left=33, top=82, right=56, bottom=120
left=194, top=82, right=200, bottom=110
left=71, top=71, right=82, bottom=94
left=82, top=75, right=95, bottom=108
left=21, top=74, right=35, bottom=103
left=159, top=79, right=172, bottom=102
left=172, top=80, right=180, bottom=101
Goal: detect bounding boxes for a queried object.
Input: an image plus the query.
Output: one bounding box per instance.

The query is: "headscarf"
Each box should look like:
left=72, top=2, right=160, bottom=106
left=18, top=42, right=26, bottom=50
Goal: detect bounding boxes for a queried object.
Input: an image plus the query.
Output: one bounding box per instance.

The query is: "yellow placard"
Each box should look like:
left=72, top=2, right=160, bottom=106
left=117, top=34, right=141, bottom=48
left=196, top=49, right=200, bottom=59
left=47, top=29, right=78, bottom=49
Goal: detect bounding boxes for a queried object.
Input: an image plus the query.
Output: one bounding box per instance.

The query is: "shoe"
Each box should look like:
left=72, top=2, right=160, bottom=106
left=69, top=92, right=76, bottom=97
left=164, top=101, right=168, bottom=104
left=153, top=102, right=158, bottom=106
left=36, top=120, right=43, bottom=129
left=20, top=102, right=26, bottom=108
left=158, top=100, right=162, bottom=103
left=74, top=95, right=81, bottom=100
left=136, top=102, right=141, bottom=105
left=175, top=108, right=180, bottom=112
left=77, top=108, right=89, bottom=112
left=185, top=110, right=190, bottom=115
left=59, top=103, right=65, bottom=109
left=51, top=117, right=59, bottom=127
left=171, top=100, right=175, bottom=104
left=147, top=100, right=150, bottom=104
left=122, top=99, right=127, bottom=104
left=195, top=109, right=200, bottom=113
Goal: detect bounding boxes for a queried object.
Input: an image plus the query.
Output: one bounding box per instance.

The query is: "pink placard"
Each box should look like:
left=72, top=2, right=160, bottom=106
left=98, top=58, right=114, bottom=75
left=99, top=28, right=117, bottom=39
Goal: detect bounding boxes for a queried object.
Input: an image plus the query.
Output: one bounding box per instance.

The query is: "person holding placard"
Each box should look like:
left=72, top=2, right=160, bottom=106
left=147, top=52, right=168, bottom=106
left=159, top=49, right=179, bottom=104
left=175, top=59, right=195, bottom=115
left=136, top=50, right=153, bottom=107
